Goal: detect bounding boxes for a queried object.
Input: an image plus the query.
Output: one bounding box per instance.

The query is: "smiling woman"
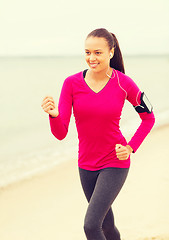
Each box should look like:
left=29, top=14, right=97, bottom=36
left=86, top=29, right=125, bottom=72
left=84, top=37, right=114, bottom=92
left=85, top=37, right=113, bottom=74
left=41, top=28, right=155, bottom=240
left=83, top=30, right=125, bottom=94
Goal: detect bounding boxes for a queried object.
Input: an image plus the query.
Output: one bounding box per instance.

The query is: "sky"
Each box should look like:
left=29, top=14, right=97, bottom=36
left=0, top=0, right=169, bottom=56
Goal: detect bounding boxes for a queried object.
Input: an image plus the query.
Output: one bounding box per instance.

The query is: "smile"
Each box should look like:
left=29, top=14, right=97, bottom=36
left=90, top=63, right=99, bottom=68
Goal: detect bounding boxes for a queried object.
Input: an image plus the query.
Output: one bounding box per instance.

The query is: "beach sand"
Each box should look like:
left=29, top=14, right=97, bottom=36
left=0, top=124, right=169, bottom=240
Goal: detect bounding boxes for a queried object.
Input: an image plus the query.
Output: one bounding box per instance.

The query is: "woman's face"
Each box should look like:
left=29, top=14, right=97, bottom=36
left=85, top=37, right=113, bottom=73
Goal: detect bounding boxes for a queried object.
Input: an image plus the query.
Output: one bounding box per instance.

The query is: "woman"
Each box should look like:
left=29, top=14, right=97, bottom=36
left=41, top=28, right=155, bottom=240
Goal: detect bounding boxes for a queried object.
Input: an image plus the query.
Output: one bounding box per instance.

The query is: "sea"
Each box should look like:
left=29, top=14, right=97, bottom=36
left=0, top=55, right=169, bottom=188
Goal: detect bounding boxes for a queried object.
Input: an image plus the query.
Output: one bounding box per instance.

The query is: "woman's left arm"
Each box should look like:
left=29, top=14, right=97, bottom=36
left=116, top=72, right=155, bottom=159
left=127, top=111, right=155, bottom=153
left=124, top=74, right=155, bottom=153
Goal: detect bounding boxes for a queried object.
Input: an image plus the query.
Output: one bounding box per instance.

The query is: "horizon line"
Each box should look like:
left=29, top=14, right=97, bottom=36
left=0, top=53, right=169, bottom=58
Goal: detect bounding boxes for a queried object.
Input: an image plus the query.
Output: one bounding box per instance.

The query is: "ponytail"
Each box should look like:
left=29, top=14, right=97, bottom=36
left=110, top=33, right=125, bottom=74
left=87, top=28, right=125, bottom=74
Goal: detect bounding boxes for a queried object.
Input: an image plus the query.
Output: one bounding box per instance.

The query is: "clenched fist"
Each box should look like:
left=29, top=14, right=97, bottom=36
left=41, top=96, right=59, bottom=118
left=115, top=144, right=133, bottom=160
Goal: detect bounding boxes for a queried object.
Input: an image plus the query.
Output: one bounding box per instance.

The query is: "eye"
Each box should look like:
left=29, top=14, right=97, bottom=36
left=85, top=51, right=90, bottom=55
left=96, top=52, right=101, bottom=55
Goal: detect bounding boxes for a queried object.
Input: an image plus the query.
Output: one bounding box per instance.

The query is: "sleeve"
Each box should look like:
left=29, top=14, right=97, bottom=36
left=123, top=75, right=155, bottom=153
left=49, top=77, right=73, bottom=140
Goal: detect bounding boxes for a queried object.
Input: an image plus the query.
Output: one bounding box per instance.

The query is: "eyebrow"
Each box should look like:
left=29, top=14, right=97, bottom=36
left=85, top=49, right=102, bottom=51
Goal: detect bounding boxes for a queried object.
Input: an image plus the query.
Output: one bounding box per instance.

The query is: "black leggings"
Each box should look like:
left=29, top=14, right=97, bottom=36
left=78, top=167, right=129, bottom=240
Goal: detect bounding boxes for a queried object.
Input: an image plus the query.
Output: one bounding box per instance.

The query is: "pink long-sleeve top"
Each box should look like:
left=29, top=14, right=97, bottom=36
left=49, top=69, right=155, bottom=170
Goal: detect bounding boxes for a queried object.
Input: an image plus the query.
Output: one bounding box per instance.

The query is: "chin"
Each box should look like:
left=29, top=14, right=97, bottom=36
left=88, top=65, right=101, bottom=72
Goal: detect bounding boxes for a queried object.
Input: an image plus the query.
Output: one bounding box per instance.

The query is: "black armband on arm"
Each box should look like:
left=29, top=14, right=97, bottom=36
left=133, top=92, right=153, bottom=113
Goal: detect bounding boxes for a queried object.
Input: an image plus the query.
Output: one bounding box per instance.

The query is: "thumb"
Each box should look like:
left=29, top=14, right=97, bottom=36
left=115, top=144, right=122, bottom=150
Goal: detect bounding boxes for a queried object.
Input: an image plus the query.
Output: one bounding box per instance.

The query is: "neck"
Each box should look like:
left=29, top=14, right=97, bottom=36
left=89, top=67, right=112, bottom=81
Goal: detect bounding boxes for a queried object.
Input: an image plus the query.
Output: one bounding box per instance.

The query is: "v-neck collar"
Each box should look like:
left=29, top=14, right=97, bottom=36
left=82, top=68, right=115, bottom=94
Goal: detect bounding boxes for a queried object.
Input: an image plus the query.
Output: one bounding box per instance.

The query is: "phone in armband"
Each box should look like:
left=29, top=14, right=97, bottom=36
left=133, top=92, right=153, bottom=113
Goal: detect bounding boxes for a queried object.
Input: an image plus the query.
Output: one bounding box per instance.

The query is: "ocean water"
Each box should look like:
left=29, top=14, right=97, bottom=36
left=0, top=55, right=169, bottom=187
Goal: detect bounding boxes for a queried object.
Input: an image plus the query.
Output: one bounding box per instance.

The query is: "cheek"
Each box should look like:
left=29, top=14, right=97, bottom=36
left=100, top=56, right=110, bottom=65
left=85, top=56, right=90, bottom=64
left=85, top=55, right=88, bottom=61
left=106, top=56, right=111, bottom=65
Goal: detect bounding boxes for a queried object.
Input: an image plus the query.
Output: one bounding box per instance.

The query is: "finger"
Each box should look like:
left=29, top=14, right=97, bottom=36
left=119, top=157, right=128, bottom=160
left=42, top=98, right=55, bottom=106
left=116, top=149, right=127, bottom=154
left=41, top=99, right=55, bottom=107
left=42, top=100, right=55, bottom=110
left=42, top=105, right=54, bottom=112
left=116, top=148, right=127, bottom=154
left=41, top=96, right=54, bottom=105
left=43, top=101, right=55, bottom=109
left=116, top=147, right=126, bottom=153
left=43, top=105, right=54, bottom=113
left=116, top=153, right=128, bottom=158
left=43, top=96, right=53, bottom=101
left=116, top=149, right=128, bottom=155
left=117, top=155, right=128, bottom=160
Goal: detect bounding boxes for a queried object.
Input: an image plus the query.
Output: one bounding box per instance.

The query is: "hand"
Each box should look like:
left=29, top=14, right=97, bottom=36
left=41, top=96, right=59, bottom=117
left=115, top=144, right=133, bottom=160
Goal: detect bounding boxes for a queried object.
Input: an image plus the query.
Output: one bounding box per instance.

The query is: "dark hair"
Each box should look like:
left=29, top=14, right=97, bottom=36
left=87, top=28, right=125, bottom=74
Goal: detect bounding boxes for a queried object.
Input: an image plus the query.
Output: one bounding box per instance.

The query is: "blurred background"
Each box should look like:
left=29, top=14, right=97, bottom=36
left=0, top=0, right=169, bottom=187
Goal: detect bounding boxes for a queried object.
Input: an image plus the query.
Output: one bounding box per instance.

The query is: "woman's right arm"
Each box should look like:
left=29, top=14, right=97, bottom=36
left=41, top=77, right=73, bottom=140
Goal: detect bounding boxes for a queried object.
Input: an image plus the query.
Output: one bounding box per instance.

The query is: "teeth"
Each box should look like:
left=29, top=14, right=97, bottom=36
left=90, top=63, right=98, bottom=67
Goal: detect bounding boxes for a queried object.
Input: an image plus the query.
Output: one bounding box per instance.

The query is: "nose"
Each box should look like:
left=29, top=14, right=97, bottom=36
left=89, top=53, right=96, bottom=61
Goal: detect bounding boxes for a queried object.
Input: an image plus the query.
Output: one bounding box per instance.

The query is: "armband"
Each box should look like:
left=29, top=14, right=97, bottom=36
left=133, top=92, right=153, bottom=113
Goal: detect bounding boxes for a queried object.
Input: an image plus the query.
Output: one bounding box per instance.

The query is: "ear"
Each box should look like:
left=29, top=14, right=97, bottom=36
left=110, top=48, right=114, bottom=59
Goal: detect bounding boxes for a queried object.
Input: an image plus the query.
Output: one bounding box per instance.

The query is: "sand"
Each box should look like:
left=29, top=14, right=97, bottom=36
left=0, top=124, right=169, bottom=240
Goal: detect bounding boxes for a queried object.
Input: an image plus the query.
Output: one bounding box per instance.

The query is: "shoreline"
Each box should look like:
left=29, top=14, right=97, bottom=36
left=0, top=124, right=169, bottom=239
left=0, top=121, right=168, bottom=191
